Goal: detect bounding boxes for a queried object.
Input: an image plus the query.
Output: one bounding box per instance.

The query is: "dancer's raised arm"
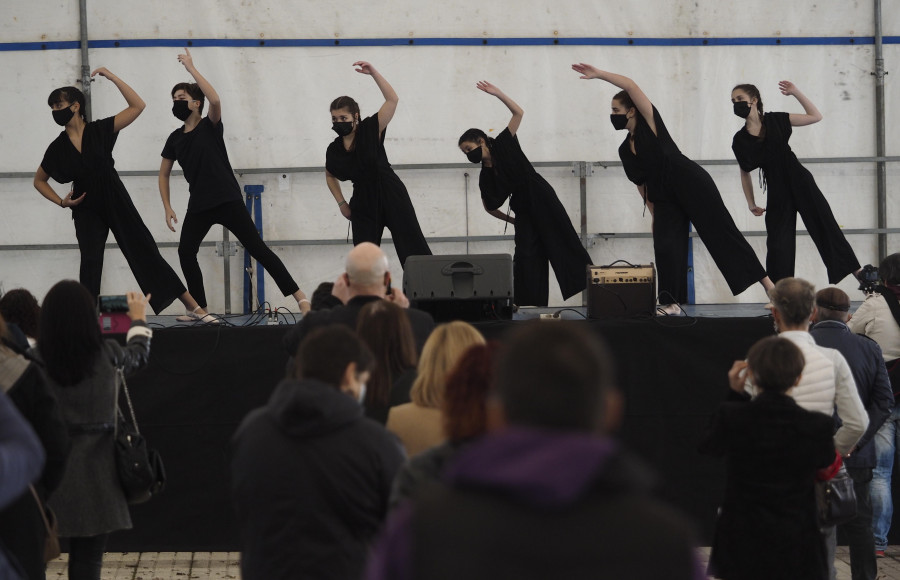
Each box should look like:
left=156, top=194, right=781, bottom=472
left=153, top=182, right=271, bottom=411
left=780, top=81, right=822, bottom=127
left=572, top=63, right=656, bottom=135
left=476, top=81, right=524, bottom=135
left=354, top=61, right=398, bottom=133
left=178, top=48, right=222, bottom=124
left=91, top=68, right=145, bottom=132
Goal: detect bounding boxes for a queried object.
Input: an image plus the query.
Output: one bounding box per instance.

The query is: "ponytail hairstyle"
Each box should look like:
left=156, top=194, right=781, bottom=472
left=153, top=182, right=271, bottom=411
left=458, top=128, right=493, bottom=150
left=47, top=86, right=87, bottom=120
left=732, top=84, right=764, bottom=116
left=330, top=96, right=361, bottom=119
left=612, top=90, right=635, bottom=111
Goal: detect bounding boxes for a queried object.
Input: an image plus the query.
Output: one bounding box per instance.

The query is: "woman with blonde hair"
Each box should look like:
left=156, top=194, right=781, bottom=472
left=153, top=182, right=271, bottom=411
left=386, top=321, right=485, bottom=457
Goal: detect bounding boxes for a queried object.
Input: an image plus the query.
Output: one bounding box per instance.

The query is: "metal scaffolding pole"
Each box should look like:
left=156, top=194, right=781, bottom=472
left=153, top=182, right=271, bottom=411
left=874, top=0, right=888, bottom=261
left=79, top=0, right=92, bottom=121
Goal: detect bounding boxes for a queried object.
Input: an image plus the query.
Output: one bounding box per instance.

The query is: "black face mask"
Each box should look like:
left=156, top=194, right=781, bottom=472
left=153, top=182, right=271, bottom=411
left=610, top=114, right=629, bottom=131
left=733, top=101, right=752, bottom=119
left=332, top=121, right=354, bottom=137
left=465, top=146, right=483, bottom=164
left=52, top=106, right=75, bottom=126
left=172, top=100, right=193, bottom=121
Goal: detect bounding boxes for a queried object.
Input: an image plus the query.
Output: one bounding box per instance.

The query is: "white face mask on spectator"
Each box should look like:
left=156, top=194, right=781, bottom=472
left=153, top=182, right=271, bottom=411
left=357, top=383, right=367, bottom=405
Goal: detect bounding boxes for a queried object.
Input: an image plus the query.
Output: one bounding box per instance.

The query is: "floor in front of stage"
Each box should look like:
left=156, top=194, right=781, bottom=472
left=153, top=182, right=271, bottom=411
left=44, top=547, right=894, bottom=579
left=146, top=302, right=799, bottom=328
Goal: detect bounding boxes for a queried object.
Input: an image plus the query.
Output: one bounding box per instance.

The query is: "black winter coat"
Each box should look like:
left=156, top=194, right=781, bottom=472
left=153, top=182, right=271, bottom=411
left=699, top=390, right=835, bottom=580
left=231, top=378, right=405, bottom=580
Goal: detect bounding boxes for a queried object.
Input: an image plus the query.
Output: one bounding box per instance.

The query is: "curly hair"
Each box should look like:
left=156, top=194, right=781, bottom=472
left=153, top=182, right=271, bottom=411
left=0, top=288, right=41, bottom=339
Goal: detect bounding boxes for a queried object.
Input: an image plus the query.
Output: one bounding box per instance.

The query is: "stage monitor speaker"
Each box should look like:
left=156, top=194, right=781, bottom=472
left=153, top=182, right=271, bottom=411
left=403, top=254, right=513, bottom=322
left=586, top=263, right=656, bottom=319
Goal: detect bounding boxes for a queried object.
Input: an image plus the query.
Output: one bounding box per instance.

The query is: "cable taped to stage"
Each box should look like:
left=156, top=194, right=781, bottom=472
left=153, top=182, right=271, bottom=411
left=587, top=261, right=657, bottom=319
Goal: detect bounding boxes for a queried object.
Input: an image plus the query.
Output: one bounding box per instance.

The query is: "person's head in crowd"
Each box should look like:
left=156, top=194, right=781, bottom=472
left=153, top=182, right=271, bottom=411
left=293, top=325, right=374, bottom=402
left=492, top=321, right=621, bottom=434
left=411, top=321, right=485, bottom=409
left=442, top=342, right=500, bottom=443
left=813, top=287, right=852, bottom=324
left=745, top=336, right=805, bottom=394
left=39, top=280, right=103, bottom=386
left=310, top=281, right=343, bottom=311
left=356, top=300, right=417, bottom=409
left=343, top=242, right=391, bottom=299
left=768, top=277, right=816, bottom=332
left=880, top=253, right=900, bottom=288
left=0, top=289, right=41, bottom=342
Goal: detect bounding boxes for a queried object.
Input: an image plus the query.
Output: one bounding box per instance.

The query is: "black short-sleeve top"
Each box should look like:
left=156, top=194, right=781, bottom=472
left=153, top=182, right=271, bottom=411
left=325, top=114, right=389, bottom=187
left=477, top=128, right=539, bottom=212
left=40, top=116, right=120, bottom=212
left=617, top=106, right=683, bottom=202
left=161, top=117, right=242, bottom=214
left=731, top=112, right=794, bottom=174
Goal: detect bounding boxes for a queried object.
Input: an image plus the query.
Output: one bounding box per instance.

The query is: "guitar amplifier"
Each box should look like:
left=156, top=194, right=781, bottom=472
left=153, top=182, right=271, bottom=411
left=403, top=254, right=513, bottom=322
left=586, top=263, right=657, bottom=319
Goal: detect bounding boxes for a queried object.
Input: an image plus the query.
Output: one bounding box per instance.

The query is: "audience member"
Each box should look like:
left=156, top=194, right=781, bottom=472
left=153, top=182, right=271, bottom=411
left=283, top=242, right=434, bottom=355
left=0, top=315, right=70, bottom=580
left=0, top=389, right=46, bottom=580
left=386, top=321, right=485, bottom=457
left=757, top=278, right=868, bottom=455
left=36, top=281, right=152, bottom=580
left=367, top=321, right=700, bottom=580
left=848, top=253, right=900, bottom=557
left=811, top=287, right=894, bottom=579
left=701, top=336, right=836, bottom=580
left=757, top=277, right=868, bottom=578
left=232, top=326, right=405, bottom=580
left=389, top=342, right=499, bottom=508
left=0, top=289, right=41, bottom=349
left=356, top=300, right=418, bottom=424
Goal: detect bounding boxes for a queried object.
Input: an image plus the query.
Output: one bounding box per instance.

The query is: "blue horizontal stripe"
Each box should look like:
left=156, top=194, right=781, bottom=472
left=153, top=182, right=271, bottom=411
left=0, top=35, right=897, bottom=52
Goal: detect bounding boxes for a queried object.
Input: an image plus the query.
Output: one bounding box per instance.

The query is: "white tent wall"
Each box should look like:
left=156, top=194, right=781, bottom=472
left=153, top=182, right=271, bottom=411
left=0, top=1, right=896, bottom=313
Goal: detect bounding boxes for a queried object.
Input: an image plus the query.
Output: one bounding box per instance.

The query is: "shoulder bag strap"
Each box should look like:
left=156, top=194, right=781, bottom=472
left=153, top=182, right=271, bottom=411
left=116, top=367, right=141, bottom=435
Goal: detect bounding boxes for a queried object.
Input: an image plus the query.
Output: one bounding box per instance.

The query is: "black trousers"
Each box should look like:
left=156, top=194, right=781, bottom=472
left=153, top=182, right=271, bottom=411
left=350, top=190, right=431, bottom=269
left=652, top=167, right=766, bottom=305
left=765, top=173, right=860, bottom=284
left=67, top=534, right=107, bottom=580
left=73, top=196, right=186, bottom=314
left=179, top=200, right=300, bottom=309
left=838, top=467, right=876, bottom=580
left=512, top=210, right=550, bottom=307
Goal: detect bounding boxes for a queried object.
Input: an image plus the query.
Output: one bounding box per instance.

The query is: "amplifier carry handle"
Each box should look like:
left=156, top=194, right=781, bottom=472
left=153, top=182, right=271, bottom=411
left=601, top=259, right=639, bottom=269
left=441, top=262, right=485, bottom=276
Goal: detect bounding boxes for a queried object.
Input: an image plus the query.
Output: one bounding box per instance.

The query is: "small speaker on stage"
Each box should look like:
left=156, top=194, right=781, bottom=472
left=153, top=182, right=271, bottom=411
left=586, top=262, right=657, bottom=319
left=403, top=254, right=513, bottom=322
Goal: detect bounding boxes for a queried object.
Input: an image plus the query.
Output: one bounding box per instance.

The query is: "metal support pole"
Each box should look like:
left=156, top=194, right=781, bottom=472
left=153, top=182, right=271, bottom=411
left=78, top=0, right=92, bottom=121
left=874, top=0, right=888, bottom=261
left=574, top=161, right=592, bottom=306
left=222, top=228, right=231, bottom=314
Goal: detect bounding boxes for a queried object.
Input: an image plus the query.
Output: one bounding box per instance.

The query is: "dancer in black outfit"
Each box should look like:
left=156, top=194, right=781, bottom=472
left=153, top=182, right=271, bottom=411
left=34, top=69, right=215, bottom=320
left=731, top=81, right=862, bottom=284
left=159, top=48, right=310, bottom=317
left=325, top=61, right=432, bottom=268
left=458, top=81, right=592, bottom=306
left=572, top=63, right=772, bottom=311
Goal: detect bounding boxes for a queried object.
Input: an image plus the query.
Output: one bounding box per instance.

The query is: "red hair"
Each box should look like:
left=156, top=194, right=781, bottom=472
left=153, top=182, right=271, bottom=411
left=442, top=342, right=500, bottom=442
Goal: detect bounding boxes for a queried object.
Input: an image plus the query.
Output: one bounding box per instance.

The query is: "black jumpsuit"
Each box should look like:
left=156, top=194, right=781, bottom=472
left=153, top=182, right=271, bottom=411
left=479, top=128, right=592, bottom=306
left=619, top=106, right=766, bottom=305
left=732, top=112, right=860, bottom=284
left=40, top=117, right=186, bottom=313
left=325, top=114, right=431, bottom=267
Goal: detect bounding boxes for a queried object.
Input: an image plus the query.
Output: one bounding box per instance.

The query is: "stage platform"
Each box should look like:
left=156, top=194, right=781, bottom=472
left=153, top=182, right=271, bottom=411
left=114, top=302, right=871, bottom=552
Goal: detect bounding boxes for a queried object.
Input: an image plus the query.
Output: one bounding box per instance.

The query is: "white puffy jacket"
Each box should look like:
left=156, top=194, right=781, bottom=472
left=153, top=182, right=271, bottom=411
left=747, top=331, right=868, bottom=455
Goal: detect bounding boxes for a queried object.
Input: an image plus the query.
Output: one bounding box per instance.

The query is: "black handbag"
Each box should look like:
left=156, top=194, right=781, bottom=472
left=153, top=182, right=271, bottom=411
left=114, top=369, right=166, bottom=504
left=815, top=464, right=857, bottom=527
